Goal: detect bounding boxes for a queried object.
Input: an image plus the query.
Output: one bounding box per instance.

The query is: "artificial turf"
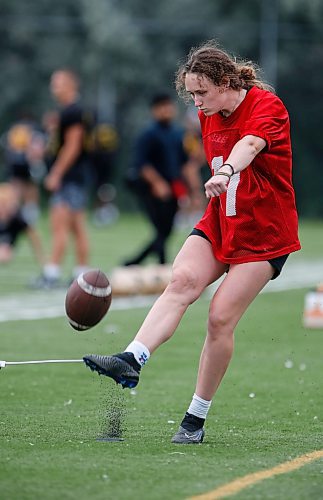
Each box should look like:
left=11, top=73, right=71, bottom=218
left=0, top=215, right=322, bottom=499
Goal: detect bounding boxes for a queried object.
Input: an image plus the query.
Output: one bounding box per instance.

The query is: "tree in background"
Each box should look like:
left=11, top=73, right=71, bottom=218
left=0, top=0, right=322, bottom=215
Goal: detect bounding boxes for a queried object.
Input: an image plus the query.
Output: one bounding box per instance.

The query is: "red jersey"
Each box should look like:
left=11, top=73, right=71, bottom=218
left=195, top=86, right=301, bottom=264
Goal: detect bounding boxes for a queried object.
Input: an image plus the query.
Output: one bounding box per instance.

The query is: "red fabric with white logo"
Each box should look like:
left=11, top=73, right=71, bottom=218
left=195, top=86, right=301, bottom=263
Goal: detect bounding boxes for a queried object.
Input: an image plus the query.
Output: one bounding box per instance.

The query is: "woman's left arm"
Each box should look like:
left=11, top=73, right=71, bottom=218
left=204, top=134, right=266, bottom=198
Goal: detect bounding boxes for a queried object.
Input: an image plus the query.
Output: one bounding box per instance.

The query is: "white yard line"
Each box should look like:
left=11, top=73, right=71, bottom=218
left=0, top=291, right=160, bottom=322
left=0, top=259, right=321, bottom=323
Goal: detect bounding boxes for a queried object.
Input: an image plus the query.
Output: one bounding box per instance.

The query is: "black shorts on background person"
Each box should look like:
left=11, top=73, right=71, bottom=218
left=0, top=183, right=43, bottom=264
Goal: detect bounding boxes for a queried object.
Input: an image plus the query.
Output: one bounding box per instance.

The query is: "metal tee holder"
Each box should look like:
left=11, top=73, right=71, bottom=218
left=0, top=359, right=83, bottom=369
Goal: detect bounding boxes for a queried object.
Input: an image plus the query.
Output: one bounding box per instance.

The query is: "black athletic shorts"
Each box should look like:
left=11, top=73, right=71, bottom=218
left=189, top=228, right=289, bottom=280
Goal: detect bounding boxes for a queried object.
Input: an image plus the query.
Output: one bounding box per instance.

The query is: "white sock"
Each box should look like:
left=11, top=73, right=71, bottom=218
left=187, top=393, right=212, bottom=420
left=125, top=340, right=150, bottom=367
left=43, top=263, right=61, bottom=280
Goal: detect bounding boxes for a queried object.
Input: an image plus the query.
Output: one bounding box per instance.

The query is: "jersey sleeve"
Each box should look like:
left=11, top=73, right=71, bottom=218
left=61, top=105, right=83, bottom=129
left=240, top=93, right=289, bottom=150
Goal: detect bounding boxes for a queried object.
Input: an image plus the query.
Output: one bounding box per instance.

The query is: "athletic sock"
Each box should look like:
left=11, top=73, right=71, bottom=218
left=43, top=263, right=61, bottom=280
left=124, top=340, right=151, bottom=367
left=180, top=412, right=205, bottom=432
left=181, top=393, right=212, bottom=431
left=188, top=393, right=212, bottom=419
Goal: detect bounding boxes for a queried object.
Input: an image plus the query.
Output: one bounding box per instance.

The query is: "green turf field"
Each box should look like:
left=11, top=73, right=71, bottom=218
left=0, top=215, right=322, bottom=499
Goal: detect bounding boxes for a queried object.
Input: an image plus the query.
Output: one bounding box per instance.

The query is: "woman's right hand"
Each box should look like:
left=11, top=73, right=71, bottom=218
left=204, top=174, right=230, bottom=199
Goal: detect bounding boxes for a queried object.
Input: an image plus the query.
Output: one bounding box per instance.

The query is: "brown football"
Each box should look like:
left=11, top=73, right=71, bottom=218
left=65, top=269, right=112, bottom=331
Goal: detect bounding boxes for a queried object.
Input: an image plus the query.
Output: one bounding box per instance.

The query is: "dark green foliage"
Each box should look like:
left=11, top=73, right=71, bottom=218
left=0, top=0, right=322, bottom=214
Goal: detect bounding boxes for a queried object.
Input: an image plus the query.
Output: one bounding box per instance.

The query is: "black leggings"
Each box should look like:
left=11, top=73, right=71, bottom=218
left=126, top=193, right=178, bottom=265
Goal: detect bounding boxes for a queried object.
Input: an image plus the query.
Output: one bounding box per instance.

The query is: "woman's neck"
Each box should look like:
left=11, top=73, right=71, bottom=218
left=219, top=89, right=247, bottom=118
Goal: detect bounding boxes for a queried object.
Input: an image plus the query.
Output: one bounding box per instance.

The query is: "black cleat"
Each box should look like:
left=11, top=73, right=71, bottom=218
left=83, top=353, right=140, bottom=388
left=171, top=426, right=205, bottom=444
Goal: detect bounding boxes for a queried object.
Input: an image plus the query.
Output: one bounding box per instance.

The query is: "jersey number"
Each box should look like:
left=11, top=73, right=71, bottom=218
left=211, top=156, right=240, bottom=216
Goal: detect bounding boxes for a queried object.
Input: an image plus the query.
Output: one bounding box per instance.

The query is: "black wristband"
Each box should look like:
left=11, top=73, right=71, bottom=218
left=221, top=163, right=235, bottom=176
left=214, top=172, right=231, bottom=179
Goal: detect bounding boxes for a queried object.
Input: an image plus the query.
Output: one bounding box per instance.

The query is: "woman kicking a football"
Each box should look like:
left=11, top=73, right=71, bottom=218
left=84, top=41, right=301, bottom=444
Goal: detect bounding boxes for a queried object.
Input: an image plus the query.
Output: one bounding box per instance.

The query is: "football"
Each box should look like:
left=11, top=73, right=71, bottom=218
left=65, top=269, right=112, bottom=331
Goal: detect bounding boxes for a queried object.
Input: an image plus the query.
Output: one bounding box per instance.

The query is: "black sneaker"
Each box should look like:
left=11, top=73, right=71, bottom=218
left=171, top=426, right=205, bottom=444
left=28, top=274, right=63, bottom=290
left=83, top=352, right=140, bottom=388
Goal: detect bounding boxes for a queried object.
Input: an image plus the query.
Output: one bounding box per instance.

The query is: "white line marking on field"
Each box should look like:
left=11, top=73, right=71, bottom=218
left=0, top=259, right=321, bottom=323
left=0, top=291, right=160, bottom=322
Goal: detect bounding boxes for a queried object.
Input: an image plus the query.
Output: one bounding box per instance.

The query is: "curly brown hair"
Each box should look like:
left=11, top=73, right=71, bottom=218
left=175, top=40, right=274, bottom=100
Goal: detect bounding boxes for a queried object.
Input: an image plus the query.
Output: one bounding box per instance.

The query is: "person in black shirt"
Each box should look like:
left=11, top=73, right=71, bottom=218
left=124, top=93, right=201, bottom=265
left=0, top=183, right=43, bottom=264
left=36, top=69, right=90, bottom=287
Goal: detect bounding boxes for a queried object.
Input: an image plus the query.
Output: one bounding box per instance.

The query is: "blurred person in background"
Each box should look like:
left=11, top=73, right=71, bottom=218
left=123, top=93, right=202, bottom=266
left=175, top=106, right=207, bottom=229
left=82, top=112, right=120, bottom=226
left=1, top=120, right=46, bottom=224
left=42, top=110, right=60, bottom=155
left=84, top=41, right=301, bottom=444
left=0, top=183, right=43, bottom=264
left=35, top=69, right=90, bottom=288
